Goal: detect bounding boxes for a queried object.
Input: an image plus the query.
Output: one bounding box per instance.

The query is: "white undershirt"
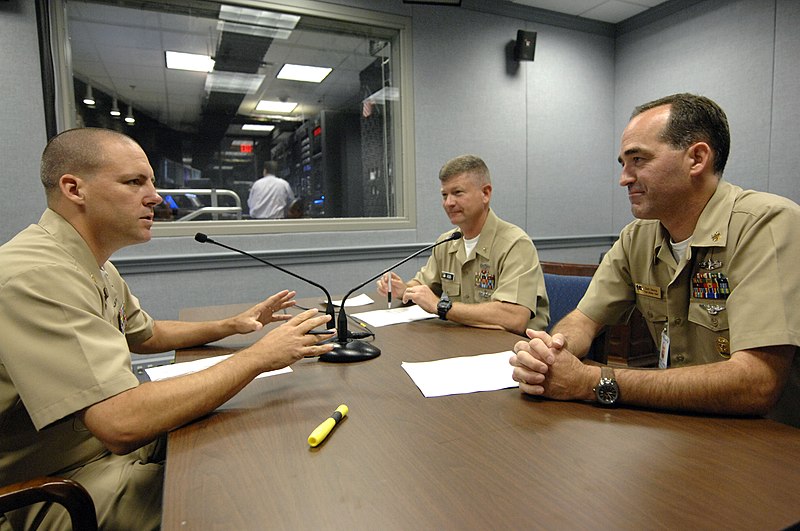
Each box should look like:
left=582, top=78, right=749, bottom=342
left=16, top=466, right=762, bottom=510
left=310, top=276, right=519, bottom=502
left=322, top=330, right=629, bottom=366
left=463, top=235, right=479, bottom=258
left=669, top=236, right=693, bottom=265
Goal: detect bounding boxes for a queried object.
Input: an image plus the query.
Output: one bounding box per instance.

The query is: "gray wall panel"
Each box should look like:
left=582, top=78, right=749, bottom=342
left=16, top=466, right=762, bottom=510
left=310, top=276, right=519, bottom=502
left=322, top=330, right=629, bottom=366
left=411, top=7, right=528, bottom=241
left=525, top=25, right=616, bottom=238
left=770, top=0, right=800, bottom=200
left=0, top=0, right=48, bottom=244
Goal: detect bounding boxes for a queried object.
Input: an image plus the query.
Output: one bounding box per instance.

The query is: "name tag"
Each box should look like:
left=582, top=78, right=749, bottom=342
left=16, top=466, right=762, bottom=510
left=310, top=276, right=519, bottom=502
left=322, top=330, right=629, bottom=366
left=441, top=272, right=455, bottom=281
left=635, top=283, right=661, bottom=299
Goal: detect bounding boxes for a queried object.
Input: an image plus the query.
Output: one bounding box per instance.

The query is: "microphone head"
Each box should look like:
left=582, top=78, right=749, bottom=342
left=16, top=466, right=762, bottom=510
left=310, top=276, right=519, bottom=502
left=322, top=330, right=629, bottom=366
left=194, top=232, right=209, bottom=243
left=449, top=231, right=463, bottom=241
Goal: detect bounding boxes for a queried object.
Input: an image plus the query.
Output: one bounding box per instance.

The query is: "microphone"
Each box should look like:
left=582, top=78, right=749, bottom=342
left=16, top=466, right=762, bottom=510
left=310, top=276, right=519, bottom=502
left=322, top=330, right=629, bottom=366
left=194, top=233, right=336, bottom=328
left=320, top=230, right=462, bottom=363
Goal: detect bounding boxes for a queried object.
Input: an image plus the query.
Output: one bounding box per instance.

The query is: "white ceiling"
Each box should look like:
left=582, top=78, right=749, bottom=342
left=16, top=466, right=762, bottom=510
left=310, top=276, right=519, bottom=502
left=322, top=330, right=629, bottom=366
left=508, top=0, right=669, bottom=23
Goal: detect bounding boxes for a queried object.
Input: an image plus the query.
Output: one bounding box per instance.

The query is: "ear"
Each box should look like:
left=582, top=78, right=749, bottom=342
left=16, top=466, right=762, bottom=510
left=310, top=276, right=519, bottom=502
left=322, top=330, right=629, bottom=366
left=686, top=142, right=712, bottom=177
left=482, top=183, right=492, bottom=205
left=59, top=174, right=86, bottom=206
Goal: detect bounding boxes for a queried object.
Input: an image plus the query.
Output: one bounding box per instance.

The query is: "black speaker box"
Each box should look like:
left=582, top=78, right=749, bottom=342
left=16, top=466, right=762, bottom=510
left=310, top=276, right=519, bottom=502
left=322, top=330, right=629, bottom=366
left=513, top=30, right=537, bottom=61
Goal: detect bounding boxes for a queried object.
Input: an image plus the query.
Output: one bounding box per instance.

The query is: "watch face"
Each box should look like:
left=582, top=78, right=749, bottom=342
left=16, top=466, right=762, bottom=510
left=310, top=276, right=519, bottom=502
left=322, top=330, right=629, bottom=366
left=596, top=381, right=619, bottom=405
left=437, top=299, right=452, bottom=319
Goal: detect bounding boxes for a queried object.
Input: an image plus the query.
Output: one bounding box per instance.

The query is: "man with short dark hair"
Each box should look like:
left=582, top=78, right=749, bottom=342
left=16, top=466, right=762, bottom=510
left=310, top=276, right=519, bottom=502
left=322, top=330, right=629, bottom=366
left=0, top=128, right=333, bottom=529
left=378, top=154, right=549, bottom=335
left=510, top=94, right=800, bottom=426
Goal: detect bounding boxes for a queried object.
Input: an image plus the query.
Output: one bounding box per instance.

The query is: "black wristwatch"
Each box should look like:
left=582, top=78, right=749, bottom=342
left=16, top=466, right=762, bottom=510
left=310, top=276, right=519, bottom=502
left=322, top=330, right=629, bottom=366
left=594, top=366, right=619, bottom=406
left=437, top=292, right=452, bottom=320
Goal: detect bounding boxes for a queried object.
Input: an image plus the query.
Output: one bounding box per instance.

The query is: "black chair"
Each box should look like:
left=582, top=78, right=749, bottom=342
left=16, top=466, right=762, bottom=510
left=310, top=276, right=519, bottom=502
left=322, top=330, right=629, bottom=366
left=0, top=476, right=98, bottom=530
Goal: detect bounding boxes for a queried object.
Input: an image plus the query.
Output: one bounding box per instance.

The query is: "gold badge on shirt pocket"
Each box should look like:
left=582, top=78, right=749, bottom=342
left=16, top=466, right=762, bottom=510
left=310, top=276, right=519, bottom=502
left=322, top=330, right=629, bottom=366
left=716, top=336, right=730, bottom=358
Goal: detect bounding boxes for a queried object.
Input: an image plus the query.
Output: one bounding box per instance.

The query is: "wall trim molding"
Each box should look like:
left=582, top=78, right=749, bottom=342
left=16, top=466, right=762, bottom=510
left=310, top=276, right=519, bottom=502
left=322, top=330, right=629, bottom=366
left=114, top=234, right=618, bottom=274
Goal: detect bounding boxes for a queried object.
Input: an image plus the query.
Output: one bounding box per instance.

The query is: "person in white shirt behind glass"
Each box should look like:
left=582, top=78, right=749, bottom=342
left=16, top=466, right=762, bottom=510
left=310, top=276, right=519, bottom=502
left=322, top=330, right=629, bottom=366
left=248, top=161, right=295, bottom=219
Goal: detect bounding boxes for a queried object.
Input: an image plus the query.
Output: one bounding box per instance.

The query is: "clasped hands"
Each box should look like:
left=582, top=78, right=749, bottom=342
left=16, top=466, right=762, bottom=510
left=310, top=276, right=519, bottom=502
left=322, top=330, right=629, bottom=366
left=509, top=329, right=597, bottom=401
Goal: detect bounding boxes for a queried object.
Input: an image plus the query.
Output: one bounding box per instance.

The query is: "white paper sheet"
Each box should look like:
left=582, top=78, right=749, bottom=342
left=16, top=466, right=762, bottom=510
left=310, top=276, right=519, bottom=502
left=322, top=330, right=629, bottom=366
left=352, top=304, right=436, bottom=327
left=144, top=354, right=292, bottom=382
left=330, top=293, right=374, bottom=307
left=401, top=351, right=517, bottom=398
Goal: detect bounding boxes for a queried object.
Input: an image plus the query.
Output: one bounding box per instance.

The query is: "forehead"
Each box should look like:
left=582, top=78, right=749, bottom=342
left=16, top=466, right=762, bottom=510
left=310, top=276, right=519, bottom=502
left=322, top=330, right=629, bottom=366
left=441, top=171, right=480, bottom=190
left=620, top=105, right=670, bottom=150
left=99, top=138, right=152, bottom=170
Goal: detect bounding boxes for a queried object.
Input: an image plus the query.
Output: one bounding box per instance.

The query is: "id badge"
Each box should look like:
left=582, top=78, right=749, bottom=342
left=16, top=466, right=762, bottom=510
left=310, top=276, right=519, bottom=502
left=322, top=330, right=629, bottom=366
left=658, top=325, right=669, bottom=369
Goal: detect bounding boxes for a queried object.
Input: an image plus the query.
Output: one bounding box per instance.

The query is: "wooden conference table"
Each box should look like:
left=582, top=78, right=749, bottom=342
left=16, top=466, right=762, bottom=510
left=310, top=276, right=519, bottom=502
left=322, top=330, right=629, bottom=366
left=163, top=296, right=800, bottom=530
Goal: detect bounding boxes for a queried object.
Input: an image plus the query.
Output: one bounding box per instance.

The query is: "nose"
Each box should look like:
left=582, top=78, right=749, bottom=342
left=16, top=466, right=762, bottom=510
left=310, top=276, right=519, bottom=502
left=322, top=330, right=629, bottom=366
left=145, top=181, right=163, bottom=206
left=619, top=164, right=635, bottom=188
left=443, top=194, right=454, bottom=207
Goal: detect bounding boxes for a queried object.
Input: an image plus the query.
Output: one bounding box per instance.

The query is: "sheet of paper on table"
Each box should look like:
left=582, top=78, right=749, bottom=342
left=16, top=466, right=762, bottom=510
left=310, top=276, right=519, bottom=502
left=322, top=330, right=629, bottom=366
left=401, top=351, right=517, bottom=398
left=145, top=354, right=292, bottom=382
left=330, top=293, right=374, bottom=307
left=352, top=304, right=436, bottom=327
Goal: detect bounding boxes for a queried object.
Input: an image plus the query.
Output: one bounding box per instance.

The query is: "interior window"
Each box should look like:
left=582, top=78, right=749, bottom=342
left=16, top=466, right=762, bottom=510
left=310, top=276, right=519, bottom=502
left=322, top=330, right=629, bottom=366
left=57, top=0, right=412, bottom=235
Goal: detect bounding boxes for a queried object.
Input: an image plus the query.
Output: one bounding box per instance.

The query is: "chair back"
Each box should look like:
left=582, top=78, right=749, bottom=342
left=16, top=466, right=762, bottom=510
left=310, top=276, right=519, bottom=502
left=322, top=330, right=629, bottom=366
left=541, top=261, right=598, bottom=333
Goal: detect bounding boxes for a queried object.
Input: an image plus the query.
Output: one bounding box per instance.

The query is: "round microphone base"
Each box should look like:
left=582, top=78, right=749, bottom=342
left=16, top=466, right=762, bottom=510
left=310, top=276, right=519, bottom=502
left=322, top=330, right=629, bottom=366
left=319, top=340, right=381, bottom=363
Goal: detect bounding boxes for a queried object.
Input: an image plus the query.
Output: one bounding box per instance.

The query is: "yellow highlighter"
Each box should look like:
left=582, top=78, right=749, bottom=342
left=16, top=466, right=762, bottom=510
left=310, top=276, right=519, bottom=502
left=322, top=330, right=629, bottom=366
left=308, top=405, right=348, bottom=447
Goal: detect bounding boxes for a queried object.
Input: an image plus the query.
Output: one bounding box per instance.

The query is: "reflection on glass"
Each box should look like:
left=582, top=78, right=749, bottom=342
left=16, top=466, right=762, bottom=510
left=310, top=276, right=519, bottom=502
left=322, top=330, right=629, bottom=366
left=66, top=0, right=401, bottom=224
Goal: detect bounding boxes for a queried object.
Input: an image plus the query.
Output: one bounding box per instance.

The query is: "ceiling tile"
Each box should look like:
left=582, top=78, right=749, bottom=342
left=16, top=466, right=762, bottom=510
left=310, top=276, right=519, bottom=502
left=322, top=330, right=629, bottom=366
left=579, top=1, right=649, bottom=23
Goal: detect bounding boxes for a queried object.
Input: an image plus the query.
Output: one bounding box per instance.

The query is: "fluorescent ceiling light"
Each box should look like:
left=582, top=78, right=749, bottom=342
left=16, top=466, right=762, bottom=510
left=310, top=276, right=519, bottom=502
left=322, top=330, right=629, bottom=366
left=256, top=100, right=298, bottom=113
left=205, top=72, right=264, bottom=94
left=277, top=64, right=332, bottom=83
left=217, top=21, right=291, bottom=39
left=83, top=85, right=95, bottom=106
left=219, top=5, right=300, bottom=29
left=242, top=124, right=275, bottom=132
left=165, top=51, right=214, bottom=72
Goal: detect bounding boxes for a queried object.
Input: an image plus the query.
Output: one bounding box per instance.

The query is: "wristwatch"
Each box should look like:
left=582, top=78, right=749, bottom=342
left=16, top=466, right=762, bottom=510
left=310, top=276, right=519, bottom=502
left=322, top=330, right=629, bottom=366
left=437, top=292, right=452, bottom=320
left=594, top=366, right=619, bottom=406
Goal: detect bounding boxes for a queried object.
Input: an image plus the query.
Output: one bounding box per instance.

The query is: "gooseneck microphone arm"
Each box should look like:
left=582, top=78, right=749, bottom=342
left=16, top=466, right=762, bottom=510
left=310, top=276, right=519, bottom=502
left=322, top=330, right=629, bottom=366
left=321, top=230, right=462, bottom=363
left=194, top=233, right=336, bottom=324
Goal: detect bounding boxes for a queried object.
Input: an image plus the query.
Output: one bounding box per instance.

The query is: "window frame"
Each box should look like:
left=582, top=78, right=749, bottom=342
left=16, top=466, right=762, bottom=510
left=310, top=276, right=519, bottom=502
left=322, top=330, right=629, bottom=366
left=48, top=0, right=416, bottom=237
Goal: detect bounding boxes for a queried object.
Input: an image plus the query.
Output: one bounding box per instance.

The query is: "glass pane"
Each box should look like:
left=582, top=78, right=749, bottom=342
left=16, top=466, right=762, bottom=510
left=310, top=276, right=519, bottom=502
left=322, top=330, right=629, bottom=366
left=66, top=0, right=402, bottom=226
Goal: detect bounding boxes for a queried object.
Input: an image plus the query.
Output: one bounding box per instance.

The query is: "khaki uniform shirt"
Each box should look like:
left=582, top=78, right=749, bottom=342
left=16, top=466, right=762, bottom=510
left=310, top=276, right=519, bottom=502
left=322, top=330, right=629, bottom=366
left=578, top=181, right=800, bottom=426
left=0, top=209, right=159, bottom=528
left=413, top=209, right=550, bottom=331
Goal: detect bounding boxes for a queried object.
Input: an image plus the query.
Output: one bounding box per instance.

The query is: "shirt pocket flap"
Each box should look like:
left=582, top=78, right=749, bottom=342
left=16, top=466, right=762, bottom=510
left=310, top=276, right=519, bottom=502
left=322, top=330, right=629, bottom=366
left=442, top=280, right=461, bottom=297
left=688, top=302, right=729, bottom=332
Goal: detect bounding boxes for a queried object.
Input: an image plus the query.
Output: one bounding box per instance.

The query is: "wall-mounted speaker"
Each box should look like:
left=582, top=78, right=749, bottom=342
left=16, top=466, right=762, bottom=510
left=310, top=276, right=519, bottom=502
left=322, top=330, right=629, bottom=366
left=513, top=30, right=537, bottom=62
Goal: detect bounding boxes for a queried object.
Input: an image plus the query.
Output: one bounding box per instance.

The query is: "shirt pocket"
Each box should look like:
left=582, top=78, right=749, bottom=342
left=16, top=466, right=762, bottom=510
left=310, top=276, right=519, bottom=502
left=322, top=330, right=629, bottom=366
left=442, top=280, right=461, bottom=298
left=688, top=300, right=729, bottom=332
left=636, top=295, right=668, bottom=323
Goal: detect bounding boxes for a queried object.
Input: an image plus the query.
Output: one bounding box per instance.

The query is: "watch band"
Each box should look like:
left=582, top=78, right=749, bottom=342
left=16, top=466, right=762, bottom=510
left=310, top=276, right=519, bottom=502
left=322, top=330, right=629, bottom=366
left=437, top=293, right=452, bottom=320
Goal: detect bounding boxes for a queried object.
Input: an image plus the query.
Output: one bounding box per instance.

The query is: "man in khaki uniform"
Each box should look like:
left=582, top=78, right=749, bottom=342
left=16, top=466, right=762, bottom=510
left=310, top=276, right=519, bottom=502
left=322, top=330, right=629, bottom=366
left=377, top=155, right=549, bottom=335
left=0, top=128, right=335, bottom=530
left=510, top=94, right=799, bottom=426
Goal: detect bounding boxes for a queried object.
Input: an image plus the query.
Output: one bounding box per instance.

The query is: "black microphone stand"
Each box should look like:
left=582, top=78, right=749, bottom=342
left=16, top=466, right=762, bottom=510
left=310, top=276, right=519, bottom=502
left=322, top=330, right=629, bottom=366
left=194, top=233, right=336, bottom=325
left=320, top=231, right=462, bottom=363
